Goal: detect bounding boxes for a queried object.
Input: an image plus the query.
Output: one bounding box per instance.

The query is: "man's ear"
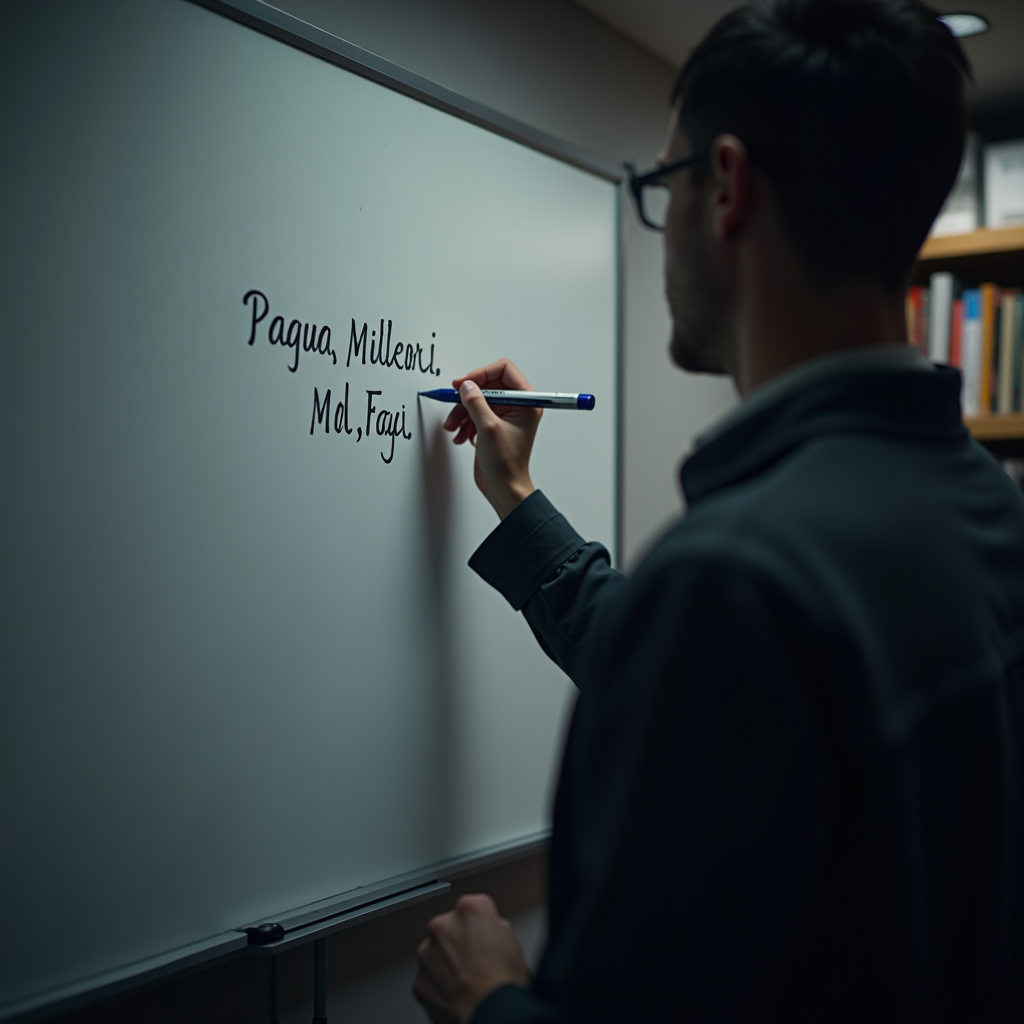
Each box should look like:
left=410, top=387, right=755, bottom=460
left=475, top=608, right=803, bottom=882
left=708, top=134, right=753, bottom=243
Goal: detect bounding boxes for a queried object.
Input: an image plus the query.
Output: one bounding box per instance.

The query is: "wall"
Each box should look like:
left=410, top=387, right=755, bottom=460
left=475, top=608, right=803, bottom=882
left=43, top=1, right=733, bottom=1020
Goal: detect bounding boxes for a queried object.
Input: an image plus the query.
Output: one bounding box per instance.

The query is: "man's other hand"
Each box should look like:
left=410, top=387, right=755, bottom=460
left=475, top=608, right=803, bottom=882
left=413, top=893, right=530, bottom=1024
left=443, top=358, right=540, bottom=519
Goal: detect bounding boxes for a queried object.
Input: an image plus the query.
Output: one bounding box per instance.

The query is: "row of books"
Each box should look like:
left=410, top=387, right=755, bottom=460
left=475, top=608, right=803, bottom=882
left=908, top=274, right=1024, bottom=416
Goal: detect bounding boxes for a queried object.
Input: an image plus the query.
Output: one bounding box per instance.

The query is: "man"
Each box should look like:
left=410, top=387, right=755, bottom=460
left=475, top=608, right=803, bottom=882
left=414, top=0, right=1024, bottom=1020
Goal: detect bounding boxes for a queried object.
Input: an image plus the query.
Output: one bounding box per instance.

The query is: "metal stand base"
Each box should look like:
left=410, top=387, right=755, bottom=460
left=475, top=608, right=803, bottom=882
left=269, top=956, right=279, bottom=1024
left=313, top=936, right=328, bottom=1024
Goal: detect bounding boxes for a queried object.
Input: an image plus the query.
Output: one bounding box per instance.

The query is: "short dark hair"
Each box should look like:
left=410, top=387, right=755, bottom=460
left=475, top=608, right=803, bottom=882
left=673, top=0, right=971, bottom=292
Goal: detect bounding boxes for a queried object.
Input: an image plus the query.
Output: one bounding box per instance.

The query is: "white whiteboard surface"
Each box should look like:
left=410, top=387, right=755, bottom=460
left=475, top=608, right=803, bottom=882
left=0, top=0, right=617, bottom=1010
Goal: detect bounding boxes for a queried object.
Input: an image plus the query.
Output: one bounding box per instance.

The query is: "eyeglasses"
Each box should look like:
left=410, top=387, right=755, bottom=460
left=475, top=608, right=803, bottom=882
left=624, top=151, right=710, bottom=231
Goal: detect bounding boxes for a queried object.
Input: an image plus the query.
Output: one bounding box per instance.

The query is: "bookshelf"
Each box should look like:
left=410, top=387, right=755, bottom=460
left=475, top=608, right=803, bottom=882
left=920, top=225, right=1024, bottom=261
left=963, top=413, right=1024, bottom=441
left=915, top=225, right=1024, bottom=450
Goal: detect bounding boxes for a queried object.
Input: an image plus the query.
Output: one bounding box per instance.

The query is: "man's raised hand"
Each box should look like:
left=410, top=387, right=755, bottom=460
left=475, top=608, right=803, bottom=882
left=443, top=358, right=541, bottom=519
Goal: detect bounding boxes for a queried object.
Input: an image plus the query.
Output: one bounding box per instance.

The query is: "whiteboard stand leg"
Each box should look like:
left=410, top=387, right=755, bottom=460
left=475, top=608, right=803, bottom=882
left=270, top=955, right=279, bottom=1024
left=313, top=937, right=328, bottom=1024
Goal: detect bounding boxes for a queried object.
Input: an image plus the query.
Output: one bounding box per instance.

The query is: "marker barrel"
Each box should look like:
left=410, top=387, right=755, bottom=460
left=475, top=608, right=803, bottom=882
left=419, top=388, right=595, bottom=410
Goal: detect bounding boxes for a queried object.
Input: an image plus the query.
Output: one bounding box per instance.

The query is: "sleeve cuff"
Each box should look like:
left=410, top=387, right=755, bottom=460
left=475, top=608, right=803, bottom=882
left=468, top=491, right=586, bottom=611
left=471, top=983, right=558, bottom=1024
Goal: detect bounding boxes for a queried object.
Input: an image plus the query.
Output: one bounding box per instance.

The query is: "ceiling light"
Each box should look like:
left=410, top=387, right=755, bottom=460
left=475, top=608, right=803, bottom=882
left=938, top=12, right=991, bottom=37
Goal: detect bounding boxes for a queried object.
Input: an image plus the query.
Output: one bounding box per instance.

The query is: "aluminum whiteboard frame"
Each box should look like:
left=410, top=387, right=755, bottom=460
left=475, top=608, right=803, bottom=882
left=193, top=0, right=624, bottom=184
left=0, top=1, right=624, bottom=1018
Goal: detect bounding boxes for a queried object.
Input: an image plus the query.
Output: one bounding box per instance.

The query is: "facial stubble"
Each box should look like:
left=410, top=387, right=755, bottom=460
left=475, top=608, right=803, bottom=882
left=665, top=190, right=732, bottom=376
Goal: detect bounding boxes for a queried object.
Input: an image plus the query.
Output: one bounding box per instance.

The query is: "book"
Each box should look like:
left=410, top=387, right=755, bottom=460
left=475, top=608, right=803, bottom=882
left=928, top=271, right=955, bottom=362
left=950, top=297, right=964, bottom=369
left=1015, top=293, right=1024, bottom=412
left=907, top=286, right=929, bottom=357
left=907, top=288, right=918, bottom=352
left=906, top=279, right=1023, bottom=415
left=997, top=293, right=1012, bottom=413
left=921, top=287, right=931, bottom=358
left=979, top=283, right=1000, bottom=411
left=983, top=138, right=1024, bottom=229
left=997, top=290, right=1020, bottom=413
left=961, top=289, right=982, bottom=416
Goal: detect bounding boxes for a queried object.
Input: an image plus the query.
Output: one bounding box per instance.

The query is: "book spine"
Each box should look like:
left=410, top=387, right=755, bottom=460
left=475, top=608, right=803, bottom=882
left=950, top=297, right=964, bottom=369
left=997, top=291, right=1018, bottom=413
left=1016, top=293, right=1024, bottom=413
left=979, top=283, right=999, bottom=412
left=961, top=289, right=982, bottom=416
left=928, top=272, right=954, bottom=362
left=913, top=286, right=921, bottom=354
left=920, top=287, right=931, bottom=357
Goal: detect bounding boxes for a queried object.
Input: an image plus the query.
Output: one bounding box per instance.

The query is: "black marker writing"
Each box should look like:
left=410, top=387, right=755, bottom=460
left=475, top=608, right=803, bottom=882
left=244, top=293, right=429, bottom=461
left=244, top=289, right=336, bottom=373
left=377, top=403, right=413, bottom=464
left=243, top=289, right=269, bottom=343
left=363, top=390, right=412, bottom=464
left=348, top=320, right=368, bottom=366
left=334, top=381, right=353, bottom=435
left=311, top=386, right=330, bottom=434
left=347, top=318, right=440, bottom=377
left=365, top=390, right=382, bottom=441
left=310, top=383, right=354, bottom=436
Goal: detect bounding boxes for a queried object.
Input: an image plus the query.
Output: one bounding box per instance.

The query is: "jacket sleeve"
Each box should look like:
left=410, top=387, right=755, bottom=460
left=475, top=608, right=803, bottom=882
left=468, top=490, right=628, bottom=688
left=471, top=984, right=559, bottom=1024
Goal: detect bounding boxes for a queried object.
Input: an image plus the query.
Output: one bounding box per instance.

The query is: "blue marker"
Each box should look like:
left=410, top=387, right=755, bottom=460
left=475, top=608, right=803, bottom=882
left=419, top=388, right=596, bottom=410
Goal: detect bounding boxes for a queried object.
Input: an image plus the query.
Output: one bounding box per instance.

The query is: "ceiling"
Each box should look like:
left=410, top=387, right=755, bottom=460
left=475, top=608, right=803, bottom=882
left=571, top=0, right=1024, bottom=136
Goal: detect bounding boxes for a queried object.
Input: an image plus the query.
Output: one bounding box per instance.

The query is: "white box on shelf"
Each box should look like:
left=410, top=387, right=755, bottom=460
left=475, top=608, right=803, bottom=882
left=984, top=138, right=1024, bottom=228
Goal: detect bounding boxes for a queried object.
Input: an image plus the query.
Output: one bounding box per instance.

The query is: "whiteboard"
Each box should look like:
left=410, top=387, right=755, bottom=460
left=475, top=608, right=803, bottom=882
left=0, top=0, right=617, bottom=1011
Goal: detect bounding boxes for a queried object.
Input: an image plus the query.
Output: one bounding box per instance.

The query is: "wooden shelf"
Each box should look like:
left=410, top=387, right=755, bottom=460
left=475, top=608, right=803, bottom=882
left=920, top=225, right=1024, bottom=261
left=965, top=414, right=1024, bottom=441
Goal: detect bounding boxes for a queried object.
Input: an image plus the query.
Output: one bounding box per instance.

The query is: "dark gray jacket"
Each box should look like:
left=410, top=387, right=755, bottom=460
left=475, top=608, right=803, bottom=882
left=470, top=365, right=1024, bottom=1023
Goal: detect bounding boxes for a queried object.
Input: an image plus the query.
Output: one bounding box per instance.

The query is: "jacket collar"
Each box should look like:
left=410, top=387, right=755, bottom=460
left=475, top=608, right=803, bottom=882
left=679, top=365, right=967, bottom=506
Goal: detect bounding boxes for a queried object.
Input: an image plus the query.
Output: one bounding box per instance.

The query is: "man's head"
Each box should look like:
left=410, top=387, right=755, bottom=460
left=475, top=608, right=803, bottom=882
left=661, top=0, right=971, bottom=378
